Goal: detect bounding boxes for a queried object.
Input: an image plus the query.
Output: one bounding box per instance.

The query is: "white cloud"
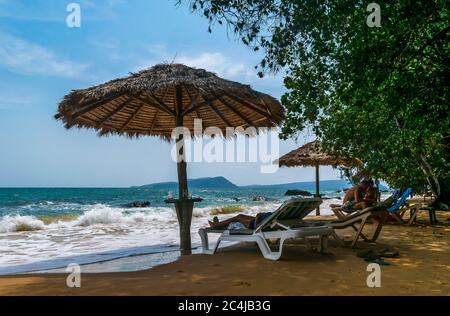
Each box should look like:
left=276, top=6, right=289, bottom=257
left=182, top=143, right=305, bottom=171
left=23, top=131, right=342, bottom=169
left=176, top=52, right=252, bottom=80
left=134, top=45, right=281, bottom=87
left=0, top=33, right=89, bottom=78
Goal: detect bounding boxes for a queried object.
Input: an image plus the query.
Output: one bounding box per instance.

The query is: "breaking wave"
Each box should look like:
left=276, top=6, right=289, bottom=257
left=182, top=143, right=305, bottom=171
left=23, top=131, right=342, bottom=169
left=0, top=215, right=46, bottom=233
left=0, top=204, right=175, bottom=233
left=0, top=198, right=340, bottom=234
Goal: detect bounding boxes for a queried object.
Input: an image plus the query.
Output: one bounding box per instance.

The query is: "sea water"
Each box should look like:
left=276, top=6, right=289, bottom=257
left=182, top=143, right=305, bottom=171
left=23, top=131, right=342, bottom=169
left=0, top=186, right=346, bottom=274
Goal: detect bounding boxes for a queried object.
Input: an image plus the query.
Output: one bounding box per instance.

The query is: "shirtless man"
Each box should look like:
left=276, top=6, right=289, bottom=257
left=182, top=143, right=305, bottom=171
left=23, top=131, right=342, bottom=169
left=343, top=180, right=374, bottom=211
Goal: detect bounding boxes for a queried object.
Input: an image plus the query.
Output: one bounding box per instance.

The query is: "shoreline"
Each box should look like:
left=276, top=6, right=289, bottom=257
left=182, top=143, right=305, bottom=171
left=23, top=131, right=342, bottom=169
left=0, top=244, right=188, bottom=276
left=0, top=241, right=240, bottom=275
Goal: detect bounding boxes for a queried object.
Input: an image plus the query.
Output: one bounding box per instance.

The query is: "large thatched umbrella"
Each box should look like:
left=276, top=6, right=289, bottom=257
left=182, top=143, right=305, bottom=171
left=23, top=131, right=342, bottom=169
left=55, top=63, right=284, bottom=255
left=276, top=140, right=361, bottom=215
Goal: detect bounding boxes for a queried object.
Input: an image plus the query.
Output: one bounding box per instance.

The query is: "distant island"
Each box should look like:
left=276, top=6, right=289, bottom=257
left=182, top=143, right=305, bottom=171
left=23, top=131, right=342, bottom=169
left=133, top=176, right=354, bottom=191
left=133, top=177, right=238, bottom=189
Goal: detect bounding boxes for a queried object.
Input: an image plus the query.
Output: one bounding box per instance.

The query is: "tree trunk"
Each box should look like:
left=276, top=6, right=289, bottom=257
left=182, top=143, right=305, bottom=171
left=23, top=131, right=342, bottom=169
left=432, top=179, right=450, bottom=207
left=437, top=136, right=450, bottom=206
left=420, top=154, right=440, bottom=197
left=420, top=154, right=450, bottom=207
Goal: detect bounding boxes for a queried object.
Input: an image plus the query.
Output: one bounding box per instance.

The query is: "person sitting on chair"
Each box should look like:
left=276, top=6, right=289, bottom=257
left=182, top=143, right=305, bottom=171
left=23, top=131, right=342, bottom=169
left=362, top=182, right=379, bottom=208
left=342, top=180, right=373, bottom=212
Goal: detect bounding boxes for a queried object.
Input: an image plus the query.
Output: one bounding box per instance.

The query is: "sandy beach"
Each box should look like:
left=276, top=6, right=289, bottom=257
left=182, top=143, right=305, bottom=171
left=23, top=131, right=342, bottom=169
left=1, top=212, right=449, bottom=296
left=1, top=0, right=448, bottom=302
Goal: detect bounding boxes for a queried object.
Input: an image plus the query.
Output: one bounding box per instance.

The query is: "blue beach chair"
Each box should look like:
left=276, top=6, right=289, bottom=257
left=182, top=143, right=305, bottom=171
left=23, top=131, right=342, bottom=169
left=386, top=188, right=429, bottom=224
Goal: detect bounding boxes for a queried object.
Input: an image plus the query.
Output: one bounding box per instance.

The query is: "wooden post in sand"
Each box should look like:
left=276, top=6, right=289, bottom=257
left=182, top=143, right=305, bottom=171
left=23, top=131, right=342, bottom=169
left=315, top=164, right=320, bottom=216
left=175, top=85, right=192, bottom=256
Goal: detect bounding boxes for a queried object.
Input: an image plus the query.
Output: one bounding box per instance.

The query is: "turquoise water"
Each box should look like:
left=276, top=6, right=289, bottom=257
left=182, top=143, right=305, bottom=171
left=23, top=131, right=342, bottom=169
left=0, top=185, right=347, bottom=274
left=0, top=187, right=289, bottom=217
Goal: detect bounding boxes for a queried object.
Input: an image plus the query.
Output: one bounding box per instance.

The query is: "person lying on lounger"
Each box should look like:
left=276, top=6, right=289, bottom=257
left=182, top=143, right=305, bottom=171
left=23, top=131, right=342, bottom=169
left=209, top=212, right=273, bottom=230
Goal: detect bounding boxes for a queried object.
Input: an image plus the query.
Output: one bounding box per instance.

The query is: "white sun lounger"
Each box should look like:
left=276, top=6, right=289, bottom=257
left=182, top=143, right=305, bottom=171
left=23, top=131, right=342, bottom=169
left=198, top=198, right=335, bottom=261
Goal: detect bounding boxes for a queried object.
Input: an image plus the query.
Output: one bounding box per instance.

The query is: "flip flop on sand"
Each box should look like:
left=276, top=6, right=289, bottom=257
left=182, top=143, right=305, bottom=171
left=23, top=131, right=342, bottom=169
left=378, top=248, right=400, bottom=258
left=357, top=249, right=381, bottom=260
left=357, top=249, right=399, bottom=266
left=364, top=258, right=391, bottom=266
left=357, top=248, right=400, bottom=260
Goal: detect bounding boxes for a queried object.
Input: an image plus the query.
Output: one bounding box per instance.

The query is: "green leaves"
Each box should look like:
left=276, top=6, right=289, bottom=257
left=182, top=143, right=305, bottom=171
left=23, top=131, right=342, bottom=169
left=183, top=0, right=450, bottom=200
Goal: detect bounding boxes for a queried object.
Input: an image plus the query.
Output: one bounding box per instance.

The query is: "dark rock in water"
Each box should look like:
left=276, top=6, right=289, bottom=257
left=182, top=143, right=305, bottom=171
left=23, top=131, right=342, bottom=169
left=123, top=201, right=151, bottom=208
left=232, top=197, right=241, bottom=202
left=285, top=190, right=313, bottom=197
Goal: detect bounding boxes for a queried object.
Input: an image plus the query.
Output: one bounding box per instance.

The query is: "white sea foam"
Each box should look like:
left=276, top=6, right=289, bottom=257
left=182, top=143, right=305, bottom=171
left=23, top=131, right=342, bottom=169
left=74, top=205, right=131, bottom=226
left=0, top=215, right=46, bottom=233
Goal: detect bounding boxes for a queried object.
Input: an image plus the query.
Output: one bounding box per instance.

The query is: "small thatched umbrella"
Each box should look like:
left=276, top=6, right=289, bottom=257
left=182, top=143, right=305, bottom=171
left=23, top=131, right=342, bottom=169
left=55, top=63, right=284, bottom=255
left=276, top=140, right=361, bottom=215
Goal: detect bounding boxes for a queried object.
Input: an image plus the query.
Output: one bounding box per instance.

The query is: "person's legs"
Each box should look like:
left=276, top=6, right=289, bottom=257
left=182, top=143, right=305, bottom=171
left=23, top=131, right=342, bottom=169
left=209, top=214, right=255, bottom=229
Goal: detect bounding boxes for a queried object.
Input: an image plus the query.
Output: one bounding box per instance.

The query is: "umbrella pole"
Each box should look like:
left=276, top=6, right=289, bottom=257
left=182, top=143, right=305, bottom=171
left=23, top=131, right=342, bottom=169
left=175, top=85, right=192, bottom=255
left=176, top=137, right=192, bottom=256
left=176, top=132, right=189, bottom=200
left=315, top=164, right=320, bottom=216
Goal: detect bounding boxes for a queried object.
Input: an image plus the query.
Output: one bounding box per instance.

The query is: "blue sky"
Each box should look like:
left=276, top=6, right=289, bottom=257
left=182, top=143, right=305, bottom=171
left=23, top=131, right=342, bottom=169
left=0, top=0, right=341, bottom=187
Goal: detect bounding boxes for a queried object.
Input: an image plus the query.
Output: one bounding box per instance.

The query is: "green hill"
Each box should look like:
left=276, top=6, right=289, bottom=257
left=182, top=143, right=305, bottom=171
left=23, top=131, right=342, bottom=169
left=135, top=176, right=238, bottom=189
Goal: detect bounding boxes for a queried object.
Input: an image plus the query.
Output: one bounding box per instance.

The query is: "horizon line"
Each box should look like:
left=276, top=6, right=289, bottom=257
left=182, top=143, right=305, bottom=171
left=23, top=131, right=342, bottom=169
left=0, top=179, right=350, bottom=189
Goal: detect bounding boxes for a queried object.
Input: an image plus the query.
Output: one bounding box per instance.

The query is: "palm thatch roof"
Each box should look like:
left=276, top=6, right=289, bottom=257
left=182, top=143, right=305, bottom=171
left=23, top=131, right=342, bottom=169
left=55, top=64, right=284, bottom=140
left=277, top=140, right=362, bottom=168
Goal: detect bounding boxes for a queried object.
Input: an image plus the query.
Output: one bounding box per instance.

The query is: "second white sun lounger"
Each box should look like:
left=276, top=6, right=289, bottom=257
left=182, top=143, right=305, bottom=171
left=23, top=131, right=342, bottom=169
left=198, top=198, right=335, bottom=261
